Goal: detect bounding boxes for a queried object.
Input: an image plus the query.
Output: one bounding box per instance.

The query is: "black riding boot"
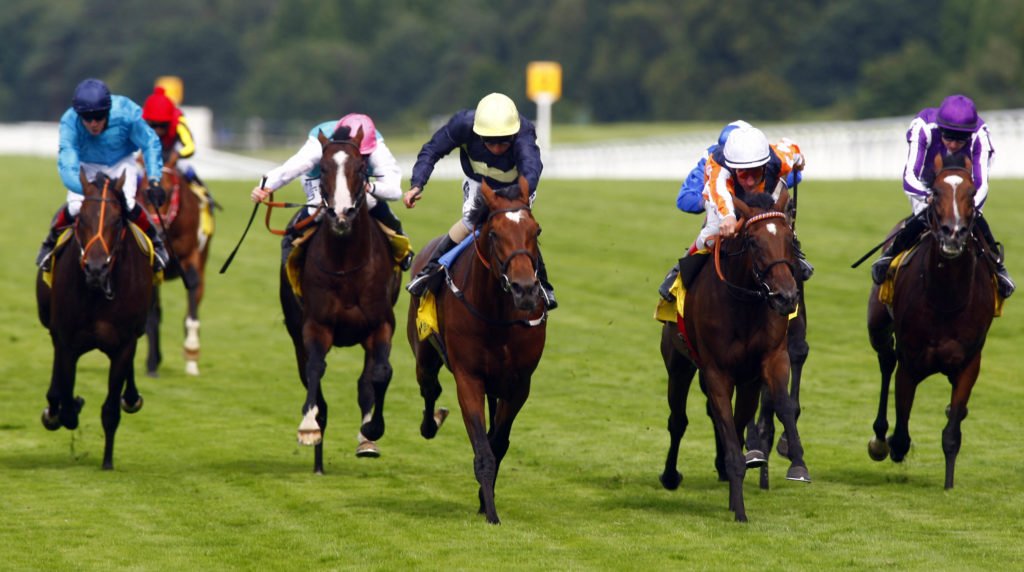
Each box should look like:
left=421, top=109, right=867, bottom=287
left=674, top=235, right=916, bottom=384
left=794, top=238, right=814, bottom=281
left=536, top=248, right=557, bottom=310
left=407, top=235, right=458, bottom=296
left=659, top=263, right=680, bottom=302
left=871, top=214, right=927, bottom=285
left=130, top=205, right=169, bottom=271
left=36, top=205, right=74, bottom=271
left=976, top=214, right=1015, bottom=298
left=280, top=208, right=312, bottom=265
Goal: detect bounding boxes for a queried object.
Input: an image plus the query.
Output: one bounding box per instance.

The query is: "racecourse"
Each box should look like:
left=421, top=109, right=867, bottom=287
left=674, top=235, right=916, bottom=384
left=1, top=155, right=1022, bottom=570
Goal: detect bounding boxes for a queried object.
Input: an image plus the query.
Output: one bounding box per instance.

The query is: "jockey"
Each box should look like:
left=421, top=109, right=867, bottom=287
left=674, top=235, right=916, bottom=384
left=402, top=92, right=555, bottom=309
left=141, top=86, right=203, bottom=186
left=659, top=125, right=810, bottom=301
left=36, top=78, right=169, bottom=272
left=250, top=113, right=410, bottom=268
left=870, top=94, right=1014, bottom=298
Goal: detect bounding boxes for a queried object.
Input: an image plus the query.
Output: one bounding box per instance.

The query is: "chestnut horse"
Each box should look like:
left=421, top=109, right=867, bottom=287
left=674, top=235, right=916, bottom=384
left=407, top=177, right=547, bottom=525
left=659, top=190, right=810, bottom=522
left=137, top=166, right=212, bottom=376
left=280, top=127, right=400, bottom=473
left=35, top=171, right=153, bottom=470
left=867, top=153, right=997, bottom=489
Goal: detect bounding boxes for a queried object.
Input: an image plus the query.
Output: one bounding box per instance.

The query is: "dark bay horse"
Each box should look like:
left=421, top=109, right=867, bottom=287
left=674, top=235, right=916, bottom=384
left=35, top=171, right=153, bottom=470
left=138, top=166, right=212, bottom=376
left=659, top=189, right=810, bottom=522
left=407, top=177, right=547, bottom=525
left=867, top=154, right=996, bottom=489
left=280, top=127, right=400, bottom=472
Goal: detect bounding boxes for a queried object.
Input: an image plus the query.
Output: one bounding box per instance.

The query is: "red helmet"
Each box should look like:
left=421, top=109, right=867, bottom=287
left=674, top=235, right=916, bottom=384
left=142, top=87, right=177, bottom=123
left=335, top=113, right=377, bottom=155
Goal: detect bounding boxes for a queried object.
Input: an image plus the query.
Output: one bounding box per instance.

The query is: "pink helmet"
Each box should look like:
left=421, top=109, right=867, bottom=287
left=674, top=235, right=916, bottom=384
left=335, top=113, right=377, bottom=155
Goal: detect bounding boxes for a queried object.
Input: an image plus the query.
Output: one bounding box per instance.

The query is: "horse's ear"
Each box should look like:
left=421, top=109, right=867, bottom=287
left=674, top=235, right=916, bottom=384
left=965, top=156, right=973, bottom=174
left=480, top=178, right=496, bottom=206
left=115, top=170, right=127, bottom=191
left=317, top=130, right=329, bottom=146
left=79, top=168, right=89, bottom=192
left=351, top=126, right=364, bottom=147
left=734, top=196, right=751, bottom=219
left=933, top=152, right=943, bottom=173
left=773, top=186, right=790, bottom=213
left=517, top=176, right=529, bottom=203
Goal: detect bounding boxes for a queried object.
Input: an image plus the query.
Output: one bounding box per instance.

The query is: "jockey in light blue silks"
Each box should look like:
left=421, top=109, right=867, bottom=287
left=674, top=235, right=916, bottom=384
left=37, top=78, right=168, bottom=271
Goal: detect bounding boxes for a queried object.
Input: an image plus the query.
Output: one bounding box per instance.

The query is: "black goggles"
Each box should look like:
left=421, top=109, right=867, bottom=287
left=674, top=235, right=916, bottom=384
left=482, top=135, right=515, bottom=145
left=940, top=128, right=971, bottom=142
left=79, top=110, right=108, bottom=122
left=147, top=121, right=170, bottom=129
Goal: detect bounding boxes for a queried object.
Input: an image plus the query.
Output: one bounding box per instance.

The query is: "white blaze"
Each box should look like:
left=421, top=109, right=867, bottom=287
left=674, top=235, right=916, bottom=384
left=505, top=210, right=524, bottom=224
left=944, top=174, right=964, bottom=228
left=766, top=222, right=778, bottom=236
left=331, top=150, right=353, bottom=217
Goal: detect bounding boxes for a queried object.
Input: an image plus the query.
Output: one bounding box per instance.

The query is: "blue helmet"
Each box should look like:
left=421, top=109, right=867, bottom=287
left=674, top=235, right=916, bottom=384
left=717, top=120, right=752, bottom=147
left=72, top=78, right=112, bottom=114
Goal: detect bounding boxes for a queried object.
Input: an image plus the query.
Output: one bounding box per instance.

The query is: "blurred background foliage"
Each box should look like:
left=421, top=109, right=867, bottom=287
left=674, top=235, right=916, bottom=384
left=2, top=0, right=1024, bottom=127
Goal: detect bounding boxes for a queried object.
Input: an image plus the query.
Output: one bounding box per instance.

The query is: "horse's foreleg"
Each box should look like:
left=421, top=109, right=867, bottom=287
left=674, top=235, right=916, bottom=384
left=704, top=372, right=747, bottom=522
left=357, top=326, right=394, bottom=445
left=47, top=345, right=84, bottom=431
left=455, top=374, right=500, bottom=524
left=943, top=356, right=980, bottom=489
left=415, top=342, right=446, bottom=439
left=183, top=253, right=203, bottom=376
left=736, top=382, right=769, bottom=490
left=298, top=325, right=331, bottom=473
left=145, top=287, right=162, bottom=377
left=868, top=295, right=896, bottom=461
left=101, top=341, right=136, bottom=470
left=487, top=389, right=529, bottom=498
left=661, top=331, right=696, bottom=490
left=778, top=312, right=809, bottom=459
left=888, top=366, right=919, bottom=463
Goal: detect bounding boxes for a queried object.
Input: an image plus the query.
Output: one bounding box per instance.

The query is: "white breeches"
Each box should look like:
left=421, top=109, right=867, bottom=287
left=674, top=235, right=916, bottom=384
left=66, top=157, right=141, bottom=216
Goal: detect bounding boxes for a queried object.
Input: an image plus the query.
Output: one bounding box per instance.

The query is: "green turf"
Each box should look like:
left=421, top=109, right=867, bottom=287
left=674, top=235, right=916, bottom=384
left=1, top=155, right=1022, bottom=570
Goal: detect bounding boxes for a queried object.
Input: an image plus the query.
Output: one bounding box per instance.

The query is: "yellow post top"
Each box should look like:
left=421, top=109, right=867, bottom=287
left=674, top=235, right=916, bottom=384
left=155, top=76, right=184, bottom=105
left=527, top=61, right=562, bottom=102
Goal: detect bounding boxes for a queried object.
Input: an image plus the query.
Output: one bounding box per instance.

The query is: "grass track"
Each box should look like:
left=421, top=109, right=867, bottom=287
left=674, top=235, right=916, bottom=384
left=1, top=155, right=1022, bottom=570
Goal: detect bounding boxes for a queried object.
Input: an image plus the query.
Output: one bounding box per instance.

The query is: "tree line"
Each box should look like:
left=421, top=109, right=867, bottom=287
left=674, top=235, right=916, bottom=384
left=2, top=0, right=1022, bottom=128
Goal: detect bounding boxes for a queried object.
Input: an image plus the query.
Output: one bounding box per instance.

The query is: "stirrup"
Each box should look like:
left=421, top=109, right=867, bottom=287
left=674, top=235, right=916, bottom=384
left=871, top=256, right=893, bottom=285
left=400, top=252, right=414, bottom=272
left=798, top=257, right=814, bottom=281
left=997, top=272, right=1015, bottom=299
left=406, top=267, right=440, bottom=296
left=542, top=286, right=558, bottom=310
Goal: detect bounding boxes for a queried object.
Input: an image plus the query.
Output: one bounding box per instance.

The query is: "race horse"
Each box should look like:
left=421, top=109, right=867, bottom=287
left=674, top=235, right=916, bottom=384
left=35, top=171, right=153, bottom=470
left=137, top=166, right=212, bottom=377
left=867, top=153, right=997, bottom=489
left=659, top=189, right=810, bottom=522
left=407, top=177, right=547, bottom=525
left=280, top=126, right=400, bottom=472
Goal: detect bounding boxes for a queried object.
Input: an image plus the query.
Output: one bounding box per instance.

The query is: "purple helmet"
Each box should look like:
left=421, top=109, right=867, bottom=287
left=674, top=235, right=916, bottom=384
left=72, top=78, right=112, bottom=114
left=936, top=94, right=979, bottom=133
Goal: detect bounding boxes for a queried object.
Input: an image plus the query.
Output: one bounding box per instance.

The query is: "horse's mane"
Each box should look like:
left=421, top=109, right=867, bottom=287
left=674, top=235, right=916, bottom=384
left=743, top=192, right=776, bottom=211
left=941, top=152, right=968, bottom=171
left=329, top=125, right=352, bottom=142
left=492, top=183, right=526, bottom=202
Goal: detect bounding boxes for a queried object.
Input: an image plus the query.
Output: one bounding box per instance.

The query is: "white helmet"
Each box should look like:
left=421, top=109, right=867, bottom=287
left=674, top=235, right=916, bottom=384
left=723, top=126, right=770, bottom=169
left=473, top=93, right=521, bottom=137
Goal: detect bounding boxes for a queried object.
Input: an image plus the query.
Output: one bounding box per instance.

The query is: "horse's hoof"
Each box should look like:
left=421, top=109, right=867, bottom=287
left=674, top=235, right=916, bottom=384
left=184, top=361, right=199, bottom=376
left=660, top=471, right=682, bottom=490
left=355, top=440, right=380, bottom=458
left=41, top=408, right=61, bottom=431
left=776, top=434, right=790, bottom=459
left=868, top=437, right=889, bottom=461
left=297, top=430, right=322, bottom=446
left=434, top=407, right=449, bottom=429
left=146, top=370, right=159, bottom=378
left=785, top=465, right=811, bottom=483
left=744, top=449, right=768, bottom=468
left=121, top=395, right=144, bottom=414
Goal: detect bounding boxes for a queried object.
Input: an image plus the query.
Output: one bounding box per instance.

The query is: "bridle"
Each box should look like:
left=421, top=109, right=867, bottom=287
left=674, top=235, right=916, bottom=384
left=75, top=178, right=126, bottom=299
left=320, top=138, right=368, bottom=221
left=714, top=210, right=795, bottom=301
left=473, top=205, right=539, bottom=294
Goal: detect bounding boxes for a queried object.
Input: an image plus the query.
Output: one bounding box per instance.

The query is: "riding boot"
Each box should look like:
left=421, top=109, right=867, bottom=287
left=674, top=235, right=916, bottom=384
left=407, top=235, right=458, bottom=296
left=794, top=239, right=814, bottom=281
left=130, top=205, right=169, bottom=271
left=976, top=214, right=1015, bottom=298
left=536, top=248, right=557, bottom=310
left=280, top=208, right=311, bottom=265
left=36, top=205, right=74, bottom=271
left=871, top=214, right=927, bottom=285
left=659, top=263, right=680, bottom=302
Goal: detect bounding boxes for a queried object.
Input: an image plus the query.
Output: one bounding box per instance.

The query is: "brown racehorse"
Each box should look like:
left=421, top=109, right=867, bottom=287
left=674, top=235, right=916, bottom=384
left=659, top=189, right=810, bottom=522
left=280, top=126, right=400, bottom=473
left=137, top=166, right=212, bottom=376
left=407, top=177, right=547, bottom=525
left=35, top=171, right=153, bottom=470
left=867, top=153, right=997, bottom=489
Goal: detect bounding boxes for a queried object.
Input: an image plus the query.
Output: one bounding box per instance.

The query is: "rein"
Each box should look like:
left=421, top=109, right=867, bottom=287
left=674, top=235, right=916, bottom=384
left=713, top=211, right=793, bottom=301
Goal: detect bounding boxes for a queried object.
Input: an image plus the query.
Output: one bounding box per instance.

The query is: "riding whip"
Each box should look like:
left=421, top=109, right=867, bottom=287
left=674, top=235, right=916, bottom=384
left=219, top=176, right=265, bottom=274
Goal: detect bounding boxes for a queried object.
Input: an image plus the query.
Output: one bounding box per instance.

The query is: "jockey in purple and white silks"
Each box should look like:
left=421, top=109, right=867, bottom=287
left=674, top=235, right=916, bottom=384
left=36, top=78, right=169, bottom=271
left=871, top=94, right=1013, bottom=298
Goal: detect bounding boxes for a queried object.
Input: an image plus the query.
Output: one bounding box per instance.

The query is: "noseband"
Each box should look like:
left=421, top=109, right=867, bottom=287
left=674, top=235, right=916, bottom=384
left=715, top=210, right=795, bottom=300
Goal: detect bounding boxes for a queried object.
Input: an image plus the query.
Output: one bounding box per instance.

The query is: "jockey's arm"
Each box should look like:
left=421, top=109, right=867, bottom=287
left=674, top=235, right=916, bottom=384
left=366, top=140, right=402, bottom=201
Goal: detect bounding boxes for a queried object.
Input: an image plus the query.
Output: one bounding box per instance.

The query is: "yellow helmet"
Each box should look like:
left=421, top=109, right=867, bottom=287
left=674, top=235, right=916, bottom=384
left=473, top=93, right=521, bottom=137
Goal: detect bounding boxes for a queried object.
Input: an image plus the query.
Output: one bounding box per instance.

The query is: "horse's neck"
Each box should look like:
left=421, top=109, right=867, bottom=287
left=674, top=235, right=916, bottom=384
left=317, top=209, right=380, bottom=261
left=923, top=239, right=979, bottom=300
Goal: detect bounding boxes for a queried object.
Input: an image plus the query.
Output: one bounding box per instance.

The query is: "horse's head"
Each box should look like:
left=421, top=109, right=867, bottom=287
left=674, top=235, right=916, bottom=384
left=317, top=127, right=368, bottom=236
left=928, top=153, right=977, bottom=259
left=75, top=170, right=128, bottom=297
left=478, top=177, right=543, bottom=312
left=732, top=188, right=799, bottom=315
